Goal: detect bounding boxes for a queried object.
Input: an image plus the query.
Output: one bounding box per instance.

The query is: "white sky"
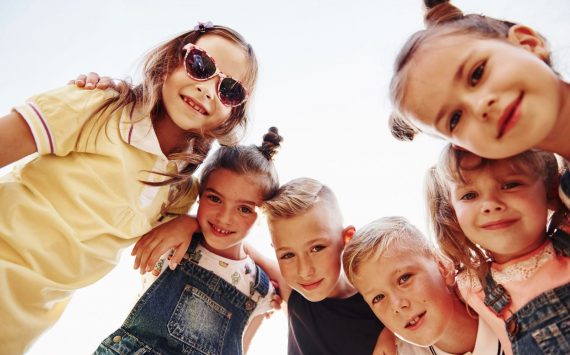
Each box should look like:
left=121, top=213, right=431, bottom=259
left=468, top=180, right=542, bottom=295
left=1, top=0, right=569, bottom=353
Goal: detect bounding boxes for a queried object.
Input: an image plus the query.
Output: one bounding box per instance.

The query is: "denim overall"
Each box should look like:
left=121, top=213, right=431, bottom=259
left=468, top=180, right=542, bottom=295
left=482, top=226, right=570, bottom=354
left=95, top=234, right=271, bottom=355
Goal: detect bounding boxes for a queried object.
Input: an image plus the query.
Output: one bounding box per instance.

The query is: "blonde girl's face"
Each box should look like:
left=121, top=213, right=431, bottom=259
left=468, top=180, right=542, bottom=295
left=401, top=27, right=560, bottom=159
left=449, top=161, right=549, bottom=263
left=354, top=249, right=457, bottom=348
left=162, top=34, right=249, bottom=132
left=197, top=169, right=263, bottom=260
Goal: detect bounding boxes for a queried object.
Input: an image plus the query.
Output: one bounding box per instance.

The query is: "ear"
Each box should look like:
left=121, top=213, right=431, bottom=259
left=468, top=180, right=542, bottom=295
left=437, top=258, right=456, bottom=287
left=342, top=225, right=356, bottom=246
left=507, top=25, right=550, bottom=61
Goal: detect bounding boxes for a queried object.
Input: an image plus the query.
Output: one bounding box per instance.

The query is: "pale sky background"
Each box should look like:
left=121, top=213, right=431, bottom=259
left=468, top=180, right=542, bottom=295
left=1, top=0, right=569, bottom=354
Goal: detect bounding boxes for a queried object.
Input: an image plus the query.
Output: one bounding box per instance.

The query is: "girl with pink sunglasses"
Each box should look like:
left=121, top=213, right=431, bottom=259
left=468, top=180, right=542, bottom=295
left=0, top=23, right=256, bottom=354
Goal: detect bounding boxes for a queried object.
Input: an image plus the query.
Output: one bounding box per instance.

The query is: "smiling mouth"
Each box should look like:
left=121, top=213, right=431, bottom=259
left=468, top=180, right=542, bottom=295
left=299, top=279, right=323, bottom=290
left=209, top=222, right=233, bottom=236
left=497, top=92, right=524, bottom=139
left=405, top=311, right=426, bottom=329
left=181, top=95, right=208, bottom=115
left=480, top=218, right=518, bottom=230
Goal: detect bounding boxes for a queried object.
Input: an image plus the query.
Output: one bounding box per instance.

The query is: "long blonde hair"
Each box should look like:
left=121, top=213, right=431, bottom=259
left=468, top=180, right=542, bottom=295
left=79, top=25, right=258, bottom=207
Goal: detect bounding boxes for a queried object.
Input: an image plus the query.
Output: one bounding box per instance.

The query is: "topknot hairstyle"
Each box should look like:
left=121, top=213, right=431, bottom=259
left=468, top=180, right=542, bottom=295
left=199, top=127, right=283, bottom=201
left=388, top=0, right=550, bottom=142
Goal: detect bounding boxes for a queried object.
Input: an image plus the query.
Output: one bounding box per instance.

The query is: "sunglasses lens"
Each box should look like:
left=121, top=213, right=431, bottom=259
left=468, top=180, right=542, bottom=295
left=219, top=78, right=247, bottom=106
left=186, top=48, right=216, bottom=79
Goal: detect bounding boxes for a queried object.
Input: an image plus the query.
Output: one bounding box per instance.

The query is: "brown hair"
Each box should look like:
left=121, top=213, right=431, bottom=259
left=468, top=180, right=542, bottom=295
left=199, top=127, right=282, bottom=202
left=79, top=25, right=258, bottom=208
left=388, top=0, right=551, bottom=141
left=426, top=144, right=559, bottom=281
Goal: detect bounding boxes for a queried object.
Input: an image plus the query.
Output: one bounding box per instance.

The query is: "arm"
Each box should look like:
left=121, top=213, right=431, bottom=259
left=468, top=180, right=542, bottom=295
left=373, top=328, right=397, bottom=355
left=0, top=111, right=37, bottom=168
left=132, top=215, right=199, bottom=273
left=242, top=314, right=264, bottom=354
left=243, top=242, right=292, bottom=302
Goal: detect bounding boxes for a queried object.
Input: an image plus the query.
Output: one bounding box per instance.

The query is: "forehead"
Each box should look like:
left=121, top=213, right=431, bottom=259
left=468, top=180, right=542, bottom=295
left=356, top=248, right=434, bottom=283
left=204, top=169, right=264, bottom=203
left=270, top=203, right=341, bottom=246
left=195, top=34, right=249, bottom=82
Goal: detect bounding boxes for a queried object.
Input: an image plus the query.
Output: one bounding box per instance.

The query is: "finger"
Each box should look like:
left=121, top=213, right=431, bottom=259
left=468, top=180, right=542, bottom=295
left=139, top=237, right=165, bottom=273
left=84, top=72, right=101, bottom=89
left=73, top=74, right=87, bottom=88
left=96, top=76, right=113, bottom=90
left=169, top=239, right=190, bottom=270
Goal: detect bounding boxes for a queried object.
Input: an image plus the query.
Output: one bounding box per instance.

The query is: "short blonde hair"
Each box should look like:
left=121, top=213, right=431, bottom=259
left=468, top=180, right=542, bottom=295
left=343, top=216, right=444, bottom=285
left=262, top=177, right=339, bottom=220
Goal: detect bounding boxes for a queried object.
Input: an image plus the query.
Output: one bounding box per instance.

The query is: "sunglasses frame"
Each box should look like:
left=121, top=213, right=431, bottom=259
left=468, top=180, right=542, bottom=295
left=182, top=43, right=249, bottom=107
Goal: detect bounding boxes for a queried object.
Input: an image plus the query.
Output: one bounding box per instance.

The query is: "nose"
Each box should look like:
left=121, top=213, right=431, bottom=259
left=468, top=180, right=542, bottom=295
left=480, top=194, right=505, bottom=214
left=391, top=293, right=410, bottom=315
left=297, top=256, right=315, bottom=279
left=469, top=92, right=497, bottom=121
left=196, top=82, right=215, bottom=101
left=215, top=205, right=232, bottom=225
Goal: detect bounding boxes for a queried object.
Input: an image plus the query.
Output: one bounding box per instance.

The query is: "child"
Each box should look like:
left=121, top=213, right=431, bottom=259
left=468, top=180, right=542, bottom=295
left=261, top=178, right=385, bottom=354
left=0, top=23, right=257, bottom=354
left=95, top=127, right=281, bottom=355
left=343, top=216, right=505, bottom=355
left=426, top=145, right=570, bottom=354
left=386, top=0, right=570, bottom=208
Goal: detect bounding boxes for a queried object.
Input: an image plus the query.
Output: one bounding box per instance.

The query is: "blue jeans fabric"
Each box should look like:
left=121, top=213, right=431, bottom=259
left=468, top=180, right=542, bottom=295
left=94, top=234, right=270, bottom=355
left=507, top=283, right=570, bottom=355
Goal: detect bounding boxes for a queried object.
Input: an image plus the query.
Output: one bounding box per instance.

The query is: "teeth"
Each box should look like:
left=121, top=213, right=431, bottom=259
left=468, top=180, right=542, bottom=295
left=182, top=96, right=207, bottom=114
left=408, top=315, right=420, bottom=326
left=212, top=225, right=231, bottom=235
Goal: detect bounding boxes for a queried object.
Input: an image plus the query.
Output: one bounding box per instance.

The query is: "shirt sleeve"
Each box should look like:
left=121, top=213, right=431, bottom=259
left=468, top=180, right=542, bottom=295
left=13, top=85, right=118, bottom=156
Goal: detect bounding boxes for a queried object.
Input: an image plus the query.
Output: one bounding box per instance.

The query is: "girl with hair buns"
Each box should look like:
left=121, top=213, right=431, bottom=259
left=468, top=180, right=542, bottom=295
left=388, top=0, right=570, bottom=209
left=94, top=127, right=283, bottom=355
left=0, top=23, right=257, bottom=354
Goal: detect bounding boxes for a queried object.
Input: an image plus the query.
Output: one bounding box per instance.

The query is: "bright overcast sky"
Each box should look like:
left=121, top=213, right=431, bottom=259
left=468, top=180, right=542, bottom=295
left=1, top=0, right=569, bottom=353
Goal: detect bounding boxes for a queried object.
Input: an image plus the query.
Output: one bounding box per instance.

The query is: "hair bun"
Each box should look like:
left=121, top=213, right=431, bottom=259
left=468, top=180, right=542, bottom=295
left=424, top=0, right=464, bottom=26
left=258, top=126, right=283, bottom=161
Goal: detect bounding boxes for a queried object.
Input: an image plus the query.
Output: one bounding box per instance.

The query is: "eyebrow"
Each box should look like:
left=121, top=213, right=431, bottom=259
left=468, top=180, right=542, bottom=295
left=203, top=187, right=259, bottom=206
left=432, top=49, right=474, bottom=129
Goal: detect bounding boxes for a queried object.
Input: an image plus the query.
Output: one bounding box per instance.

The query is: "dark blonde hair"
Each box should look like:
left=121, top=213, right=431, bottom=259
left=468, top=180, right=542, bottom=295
left=199, top=127, right=282, bottom=202
left=79, top=25, right=258, bottom=209
left=389, top=0, right=551, bottom=141
left=262, top=177, right=340, bottom=221
left=343, top=216, right=447, bottom=286
left=426, top=144, right=559, bottom=281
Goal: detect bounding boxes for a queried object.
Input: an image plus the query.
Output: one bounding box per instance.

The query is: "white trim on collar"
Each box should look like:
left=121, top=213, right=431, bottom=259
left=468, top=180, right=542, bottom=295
left=118, top=108, right=166, bottom=158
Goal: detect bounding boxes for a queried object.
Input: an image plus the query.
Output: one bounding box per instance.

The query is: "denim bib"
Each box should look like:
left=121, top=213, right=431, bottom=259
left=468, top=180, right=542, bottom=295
left=482, top=226, right=570, bottom=354
left=94, top=234, right=270, bottom=355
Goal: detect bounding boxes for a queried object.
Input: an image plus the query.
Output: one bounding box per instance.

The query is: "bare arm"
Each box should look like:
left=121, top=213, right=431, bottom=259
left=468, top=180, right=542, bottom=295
left=0, top=111, right=37, bottom=168
left=243, top=314, right=264, bottom=353
left=373, top=328, right=397, bottom=355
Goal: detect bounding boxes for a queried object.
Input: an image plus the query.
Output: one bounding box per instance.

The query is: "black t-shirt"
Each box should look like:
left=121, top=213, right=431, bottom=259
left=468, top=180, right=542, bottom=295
left=287, top=290, right=384, bottom=355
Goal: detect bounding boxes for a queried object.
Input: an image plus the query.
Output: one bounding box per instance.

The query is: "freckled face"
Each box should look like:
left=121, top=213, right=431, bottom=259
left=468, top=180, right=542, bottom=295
left=162, top=34, right=249, bottom=132
left=402, top=33, right=560, bottom=159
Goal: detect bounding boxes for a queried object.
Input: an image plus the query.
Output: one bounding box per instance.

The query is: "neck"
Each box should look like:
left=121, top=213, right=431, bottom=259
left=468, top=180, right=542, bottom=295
left=153, top=112, right=191, bottom=157
left=328, top=272, right=358, bottom=299
left=538, top=80, right=570, bottom=160
left=434, top=295, right=478, bottom=354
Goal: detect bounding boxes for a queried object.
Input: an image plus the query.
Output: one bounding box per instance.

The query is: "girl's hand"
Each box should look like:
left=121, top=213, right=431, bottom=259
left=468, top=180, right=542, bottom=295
left=373, top=328, right=397, bottom=355
left=132, top=215, right=199, bottom=274
left=68, top=72, right=117, bottom=90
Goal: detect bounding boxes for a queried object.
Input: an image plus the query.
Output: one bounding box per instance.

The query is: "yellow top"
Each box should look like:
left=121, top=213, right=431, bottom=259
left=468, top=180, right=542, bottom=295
left=0, top=86, right=198, bottom=354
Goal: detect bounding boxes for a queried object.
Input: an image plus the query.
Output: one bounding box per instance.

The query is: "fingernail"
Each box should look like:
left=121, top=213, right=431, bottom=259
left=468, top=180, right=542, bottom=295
left=85, top=83, right=94, bottom=88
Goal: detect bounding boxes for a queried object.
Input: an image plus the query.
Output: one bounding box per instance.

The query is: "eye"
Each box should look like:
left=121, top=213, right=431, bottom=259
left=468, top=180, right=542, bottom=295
left=398, top=273, right=412, bottom=285
left=460, top=191, right=478, bottom=201
left=470, top=62, right=485, bottom=86
left=238, top=205, right=254, bottom=214
left=371, top=294, right=385, bottom=305
left=206, top=194, right=221, bottom=203
left=279, top=252, right=294, bottom=260
left=310, top=245, right=325, bottom=253
left=502, top=181, right=522, bottom=190
left=449, top=111, right=462, bottom=132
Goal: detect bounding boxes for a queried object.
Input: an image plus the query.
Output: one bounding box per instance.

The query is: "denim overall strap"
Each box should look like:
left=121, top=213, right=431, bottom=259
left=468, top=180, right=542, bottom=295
left=251, top=264, right=270, bottom=297
left=482, top=270, right=512, bottom=316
